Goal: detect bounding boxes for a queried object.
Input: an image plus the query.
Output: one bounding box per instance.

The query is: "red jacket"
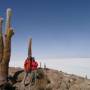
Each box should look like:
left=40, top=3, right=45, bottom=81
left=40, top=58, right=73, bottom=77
left=32, top=61, right=38, bottom=71
left=24, top=59, right=32, bottom=72
left=24, top=59, right=38, bottom=72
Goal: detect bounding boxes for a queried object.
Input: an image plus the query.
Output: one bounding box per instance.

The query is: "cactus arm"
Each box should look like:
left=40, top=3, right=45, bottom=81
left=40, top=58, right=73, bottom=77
left=6, top=8, right=12, bottom=35
left=3, top=8, right=14, bottom=64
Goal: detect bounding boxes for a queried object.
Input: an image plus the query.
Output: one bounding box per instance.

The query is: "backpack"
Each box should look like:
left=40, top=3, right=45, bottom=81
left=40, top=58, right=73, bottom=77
left=32, top=61, right=38, bottom=70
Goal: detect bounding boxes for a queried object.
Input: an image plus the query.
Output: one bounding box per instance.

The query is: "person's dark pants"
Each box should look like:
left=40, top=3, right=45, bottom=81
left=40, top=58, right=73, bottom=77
left=30, top=70, right=37, bottom=84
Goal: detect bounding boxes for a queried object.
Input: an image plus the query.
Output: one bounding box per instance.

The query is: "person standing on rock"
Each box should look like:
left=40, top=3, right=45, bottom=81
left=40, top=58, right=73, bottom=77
left=22, top=57, right=38, bottom=85
left=22, top=56, right=32, bottom=85
left=31, top=57, right=38, bottom=84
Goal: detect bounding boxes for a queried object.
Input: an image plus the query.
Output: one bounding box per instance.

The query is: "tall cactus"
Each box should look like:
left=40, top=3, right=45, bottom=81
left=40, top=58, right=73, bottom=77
left=28, top=38, right=32, bottom=58
left=0, top=8, right=14, bottom=86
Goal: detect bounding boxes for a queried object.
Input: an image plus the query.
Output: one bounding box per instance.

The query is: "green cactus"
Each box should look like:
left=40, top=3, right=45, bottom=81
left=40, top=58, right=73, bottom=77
left=0, top=8, right=14, bottom=86
left=28, top=38, right=32, bottom=58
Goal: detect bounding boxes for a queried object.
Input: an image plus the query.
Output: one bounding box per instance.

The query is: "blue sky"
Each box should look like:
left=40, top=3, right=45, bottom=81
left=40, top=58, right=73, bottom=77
left=0, top=0, right=90, bottom=59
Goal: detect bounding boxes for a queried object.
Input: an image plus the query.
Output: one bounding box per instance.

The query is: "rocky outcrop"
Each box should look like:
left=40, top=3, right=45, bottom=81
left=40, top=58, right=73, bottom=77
left=1, top=67, right=90, bottom=90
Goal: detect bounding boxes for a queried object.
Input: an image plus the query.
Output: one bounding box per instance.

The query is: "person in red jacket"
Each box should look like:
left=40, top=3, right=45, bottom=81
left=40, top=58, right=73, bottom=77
left=22, top=57, right=38, bottom=85
left=22, top=56, right=32, bottom=85
left=31, top=58, right=38, bottom=71
left=24, top=57, right=32, bottom=72
left=30, top=57, right=38, bottom=84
